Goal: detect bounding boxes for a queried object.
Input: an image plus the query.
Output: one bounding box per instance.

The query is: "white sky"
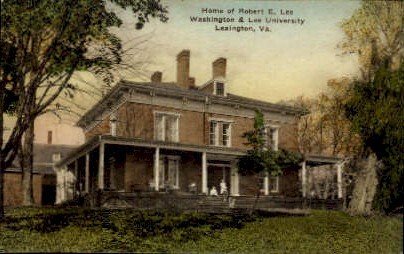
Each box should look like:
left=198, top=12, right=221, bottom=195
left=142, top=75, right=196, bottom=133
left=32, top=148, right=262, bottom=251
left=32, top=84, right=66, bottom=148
left=6, top=0, right=363, bottom=141
left=111, top=0, right=361, bottom=102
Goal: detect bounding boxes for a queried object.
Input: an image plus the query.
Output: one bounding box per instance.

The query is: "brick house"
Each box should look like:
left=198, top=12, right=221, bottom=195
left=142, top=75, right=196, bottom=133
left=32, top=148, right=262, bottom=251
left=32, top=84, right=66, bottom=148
left=56, top=50, right=343, bottom=205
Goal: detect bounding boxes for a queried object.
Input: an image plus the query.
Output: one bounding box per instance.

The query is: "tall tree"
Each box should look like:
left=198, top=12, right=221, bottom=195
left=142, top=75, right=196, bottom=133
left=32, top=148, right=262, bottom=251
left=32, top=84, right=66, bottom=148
left=341, top=1, right=404, bottom=212
left=292, top=79, right=362, bottom=158
left=238, top=110, right=302, bottom=212
left=0, top=0, right=168, bottom=219
left=346, top=62, right=404, bottom=213
left=340, top=1, right=403, bottom=81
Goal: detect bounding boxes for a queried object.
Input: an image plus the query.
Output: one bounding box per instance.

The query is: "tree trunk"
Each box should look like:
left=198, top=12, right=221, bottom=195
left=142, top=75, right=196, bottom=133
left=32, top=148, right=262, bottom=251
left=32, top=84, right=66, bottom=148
left=0, top=88, right=5, bottom=220
left=20, top=121, right=35, bottom=206
left=348, top=154, right=378, bottom=215
left=250, top=174, right=262, bottom=215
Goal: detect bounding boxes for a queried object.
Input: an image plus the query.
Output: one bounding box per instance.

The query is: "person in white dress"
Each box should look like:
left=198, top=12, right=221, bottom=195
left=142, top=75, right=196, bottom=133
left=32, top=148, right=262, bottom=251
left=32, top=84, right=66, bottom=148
left=220, top=179, right=228, bottom=195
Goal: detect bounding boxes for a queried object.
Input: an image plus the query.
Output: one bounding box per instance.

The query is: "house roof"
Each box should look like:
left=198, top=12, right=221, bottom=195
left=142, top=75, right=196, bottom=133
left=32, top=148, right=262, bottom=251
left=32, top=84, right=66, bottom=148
left=56, top=135, right=246, bottom=168
left=77, top=80, right=308, bottom=129
left=7, top=144, right=77, bottom=174
left=305, top=154, right=343, bottom=166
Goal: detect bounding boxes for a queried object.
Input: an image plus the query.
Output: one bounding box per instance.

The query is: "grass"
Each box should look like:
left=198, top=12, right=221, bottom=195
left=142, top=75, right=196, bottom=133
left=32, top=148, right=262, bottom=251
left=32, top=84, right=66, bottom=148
left=0, top=207, right=402, bottom=253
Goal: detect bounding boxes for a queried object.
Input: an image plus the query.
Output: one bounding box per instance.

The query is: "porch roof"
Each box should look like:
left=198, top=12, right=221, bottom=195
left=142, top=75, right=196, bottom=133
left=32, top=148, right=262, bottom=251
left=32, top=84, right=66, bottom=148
left=55, top=135, right=246, bottom=167
left=305, top=154, right=343, bottom=166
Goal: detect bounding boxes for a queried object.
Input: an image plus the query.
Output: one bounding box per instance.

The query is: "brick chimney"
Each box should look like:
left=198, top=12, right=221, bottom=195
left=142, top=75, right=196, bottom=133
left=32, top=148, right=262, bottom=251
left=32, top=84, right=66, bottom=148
left=212, top=57, right=226, bottom=79
left=151, top=71, right=162, bottom=83
left=177, top=50, right=190, bottom=88
left=188, top=77, right=195, bottom=88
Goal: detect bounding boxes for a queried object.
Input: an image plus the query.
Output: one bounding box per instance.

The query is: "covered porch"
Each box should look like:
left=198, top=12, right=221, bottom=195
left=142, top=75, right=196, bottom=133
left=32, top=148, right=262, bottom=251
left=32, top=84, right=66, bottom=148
left=55, top=135, right=244, bottom=204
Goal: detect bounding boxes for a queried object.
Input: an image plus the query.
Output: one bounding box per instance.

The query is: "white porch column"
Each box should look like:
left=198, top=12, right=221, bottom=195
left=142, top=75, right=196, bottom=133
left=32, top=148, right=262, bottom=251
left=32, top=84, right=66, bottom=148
left=98, top=143, right=105, bottom=189
left=337, top=162, right=343, bottom=199
left=264, top=173, right=269, bottom=196
left=302, top=160, right=307, bottom=198
left=202, top=152, right=208, bottom=194
left=85, top=153, right=90, bottom=193
left=74, top=160, right=79, bottom=194
left=154, top=147, right=160, bottom=191
left=230, top=165, right=239, bottom=196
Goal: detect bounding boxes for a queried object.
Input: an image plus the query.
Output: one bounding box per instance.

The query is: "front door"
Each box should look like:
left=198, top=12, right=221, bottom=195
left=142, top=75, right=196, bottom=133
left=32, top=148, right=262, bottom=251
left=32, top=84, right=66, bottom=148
left=208, top=165, right=230, bottom=194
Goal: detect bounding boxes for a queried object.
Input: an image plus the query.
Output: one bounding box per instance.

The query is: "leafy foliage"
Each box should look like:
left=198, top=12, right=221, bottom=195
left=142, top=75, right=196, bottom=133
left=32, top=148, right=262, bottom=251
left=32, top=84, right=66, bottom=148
left=345, top=62, right=404, bottom=213
left=340, top=1, right=403, bottom=81
left=237, top=110, right=302, bottom=178
left=0, top=0, right=168, bottom=218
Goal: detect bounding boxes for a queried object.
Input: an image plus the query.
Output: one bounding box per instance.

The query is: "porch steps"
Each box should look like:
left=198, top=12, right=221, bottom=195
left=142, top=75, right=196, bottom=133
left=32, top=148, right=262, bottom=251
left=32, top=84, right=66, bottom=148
left=197, top=197, right=231, bottom=213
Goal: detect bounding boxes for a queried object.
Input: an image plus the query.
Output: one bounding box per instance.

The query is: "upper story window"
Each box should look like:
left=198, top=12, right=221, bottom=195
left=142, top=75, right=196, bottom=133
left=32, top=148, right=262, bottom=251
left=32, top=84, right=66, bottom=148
left=222, top=123, right=230, bottom=146
left=154, top=112, right=180, bottom=142
left=52, top=153, right=61, bottom=162
left=264, top=125, right=279, bottom=151
left=209, top=119, right=232, bottom=147
left=209, top=121, right=218, bottom=146
left=215, top=82, right=224, bottom=96
left=109, top=112, right=117, bottom=136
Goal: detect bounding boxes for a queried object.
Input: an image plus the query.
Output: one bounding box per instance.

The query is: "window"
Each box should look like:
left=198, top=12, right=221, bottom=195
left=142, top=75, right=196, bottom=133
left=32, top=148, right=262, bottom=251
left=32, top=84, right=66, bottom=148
left=260, top=175, right=279, bottom=194
left=110, top=113, right=117, bottom=136
left=47, top=131, right=53, bottom=144
left=209, top=121, right=218, bottom=145
left=154, top=112, right=180, bottom=142
left=209, top=120, right=232, bottom=147
left=52, top=153, right=61, bottom=162
left=158, top=156, right=179, bottom=189
left=268, top=176, right=279, bottom=193
left=216, top=82, right=224, bottom=96
left=264, top=126, right=279, bottom=151
left=222, top=123, right=230, bottom=146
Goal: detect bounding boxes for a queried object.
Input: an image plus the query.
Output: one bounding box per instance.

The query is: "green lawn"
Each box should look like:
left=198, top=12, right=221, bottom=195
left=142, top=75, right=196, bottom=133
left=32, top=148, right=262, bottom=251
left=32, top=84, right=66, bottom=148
left=0, top=207, right=402, bottom=253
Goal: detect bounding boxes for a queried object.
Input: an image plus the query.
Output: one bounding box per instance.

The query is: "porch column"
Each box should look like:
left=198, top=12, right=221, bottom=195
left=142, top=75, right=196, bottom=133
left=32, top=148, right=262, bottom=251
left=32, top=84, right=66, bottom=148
left=85, top=153, right=90, bottom=193
left=98, top=143, right=105, bottom=189
left=302, top=160, right=307, bottom=198
left=74, top=160, right=79, bottom=195
left=264, top=173, right=269, bottom=196
left=337, top=162, right=343, bottom=199
left=154, top=147, right=160, bottom=191
left=202, top=152, right=208, bottom=194
left=230, top=165, right=239, bottom=196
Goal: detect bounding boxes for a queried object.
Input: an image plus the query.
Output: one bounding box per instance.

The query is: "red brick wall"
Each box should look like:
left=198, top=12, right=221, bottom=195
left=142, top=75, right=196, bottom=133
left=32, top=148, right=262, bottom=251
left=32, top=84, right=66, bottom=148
left=4, top=172, right=43, bottom=206
left=85, top=118, right=110, bottom=141
left=124, top=150, right=154, bottom=192
left=84, top=101, right=299, bottom=152
left=278, top=120, right=299, bottom=152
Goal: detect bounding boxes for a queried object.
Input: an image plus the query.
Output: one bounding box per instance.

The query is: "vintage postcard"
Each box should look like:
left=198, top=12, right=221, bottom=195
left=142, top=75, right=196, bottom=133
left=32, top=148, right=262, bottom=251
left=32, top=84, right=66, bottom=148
left=1, top=0, right=402, bottom=253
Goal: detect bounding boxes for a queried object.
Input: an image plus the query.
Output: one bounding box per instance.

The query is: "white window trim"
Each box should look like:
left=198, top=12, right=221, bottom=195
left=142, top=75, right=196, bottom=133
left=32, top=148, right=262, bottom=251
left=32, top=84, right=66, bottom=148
left=158, top=155, right=180, bottom=189
left=209, top=121, right=219, bottom=146
left=265, top=124, right=279, bottom=151
left=213, top=81, right=226, bottom=96
left=222, top=122, right=231, bottom=147
left=153, top=111, right=181, bottom=142
left=110, top=112, right=117, bottom=136
left=208, top=119, right=233, bottom=147
left=269, top=176, right=279, bottom=193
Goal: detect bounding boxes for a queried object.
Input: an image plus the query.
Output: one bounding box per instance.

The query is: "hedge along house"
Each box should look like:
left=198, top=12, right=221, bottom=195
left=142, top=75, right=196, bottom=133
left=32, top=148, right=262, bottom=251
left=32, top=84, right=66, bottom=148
left=55, top=50, right=344, bottom=207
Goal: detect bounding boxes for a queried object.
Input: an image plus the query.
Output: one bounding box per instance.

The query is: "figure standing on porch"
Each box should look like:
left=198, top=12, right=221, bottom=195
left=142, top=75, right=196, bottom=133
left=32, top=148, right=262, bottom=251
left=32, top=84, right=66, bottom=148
left=220, top=179, right=228, bottom=195
left=210, top=186, right=218, bottom=196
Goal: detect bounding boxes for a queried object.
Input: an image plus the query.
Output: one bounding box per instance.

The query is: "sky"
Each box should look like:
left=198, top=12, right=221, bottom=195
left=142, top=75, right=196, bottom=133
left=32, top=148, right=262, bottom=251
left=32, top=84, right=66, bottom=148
left=110, top=0, right=361, bottom=103
left=6, top=0, right=364, bottom=142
